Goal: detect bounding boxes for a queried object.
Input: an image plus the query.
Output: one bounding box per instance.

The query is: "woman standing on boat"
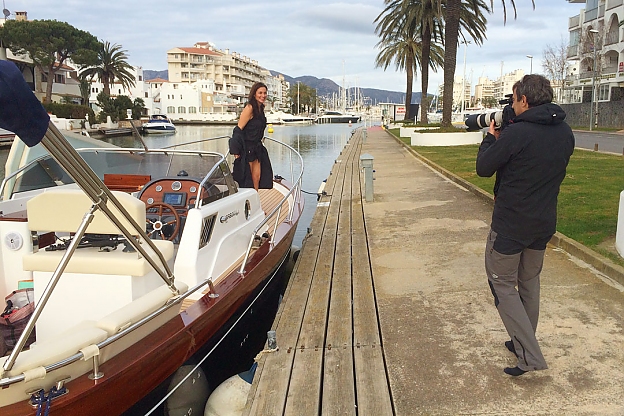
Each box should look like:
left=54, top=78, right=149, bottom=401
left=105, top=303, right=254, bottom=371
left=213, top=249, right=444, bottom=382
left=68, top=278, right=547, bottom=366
left=231, top=82, right=273, bottom=190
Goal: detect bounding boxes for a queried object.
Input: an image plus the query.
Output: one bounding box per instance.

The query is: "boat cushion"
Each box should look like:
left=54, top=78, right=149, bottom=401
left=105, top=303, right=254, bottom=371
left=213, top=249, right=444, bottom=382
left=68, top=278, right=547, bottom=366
left=96, top=281, right=188, bottom=335
left=26, top=188, right=147, bottom=235
left=22, top=239, right=174, bottom=276
left=0, top=321, right=108, bottom=378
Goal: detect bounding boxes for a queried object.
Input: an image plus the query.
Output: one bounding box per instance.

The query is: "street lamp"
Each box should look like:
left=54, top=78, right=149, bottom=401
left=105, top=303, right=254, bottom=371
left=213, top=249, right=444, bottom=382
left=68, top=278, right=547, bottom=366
left=589, top=29, right=599, bottom=131
left=296, top=81, right=301, bottom=115
left=526, top=55, right=533, bottom=74
left=461, top=40, right=471, bottom=117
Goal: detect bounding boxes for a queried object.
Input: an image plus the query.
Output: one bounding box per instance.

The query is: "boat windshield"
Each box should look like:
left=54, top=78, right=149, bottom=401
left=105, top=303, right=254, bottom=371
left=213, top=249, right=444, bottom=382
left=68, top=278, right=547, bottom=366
left=1, top=148, right=236, bottom=201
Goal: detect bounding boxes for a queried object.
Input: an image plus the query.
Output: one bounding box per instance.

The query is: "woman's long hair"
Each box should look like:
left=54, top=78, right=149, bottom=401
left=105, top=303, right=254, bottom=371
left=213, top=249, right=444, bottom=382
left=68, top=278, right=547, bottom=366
left=247, top=82, right=268, bottom=117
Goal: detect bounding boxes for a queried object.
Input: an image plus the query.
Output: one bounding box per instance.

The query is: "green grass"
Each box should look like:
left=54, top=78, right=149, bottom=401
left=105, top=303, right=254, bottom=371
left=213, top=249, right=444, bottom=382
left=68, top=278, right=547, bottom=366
left=390, top=130, right=624, bottom=265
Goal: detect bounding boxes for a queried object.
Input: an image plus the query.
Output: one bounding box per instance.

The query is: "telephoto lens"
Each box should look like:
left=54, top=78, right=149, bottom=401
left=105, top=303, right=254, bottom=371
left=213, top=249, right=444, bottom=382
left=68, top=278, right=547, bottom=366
left=465, top=111, right=504, bottom=131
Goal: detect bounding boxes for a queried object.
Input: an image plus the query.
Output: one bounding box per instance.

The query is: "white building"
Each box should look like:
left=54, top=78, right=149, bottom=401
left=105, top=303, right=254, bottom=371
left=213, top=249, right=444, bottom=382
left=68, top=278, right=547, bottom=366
left=492, top=69, right=524, bottom=101
left=564, top=0, right=624, bottom=104
left=474, top=76, right=495, bottom=106
left=442, top=76, right=471, bottom=110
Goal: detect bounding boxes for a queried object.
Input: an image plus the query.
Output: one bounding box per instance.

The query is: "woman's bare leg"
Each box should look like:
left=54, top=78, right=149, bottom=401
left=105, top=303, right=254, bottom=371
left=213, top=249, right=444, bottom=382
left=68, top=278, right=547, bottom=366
left=249, top=160, right=261, bottom=190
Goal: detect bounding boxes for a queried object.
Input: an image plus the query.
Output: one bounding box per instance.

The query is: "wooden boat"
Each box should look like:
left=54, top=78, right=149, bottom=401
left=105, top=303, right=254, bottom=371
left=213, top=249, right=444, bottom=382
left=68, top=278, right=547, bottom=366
left=0, top=63, right=304, bottom=415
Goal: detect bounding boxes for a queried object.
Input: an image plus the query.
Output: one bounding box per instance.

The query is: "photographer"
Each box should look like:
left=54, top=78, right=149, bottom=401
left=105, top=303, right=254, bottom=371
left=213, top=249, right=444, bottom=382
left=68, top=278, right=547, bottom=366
left=476, top=74, right=574, bottom=376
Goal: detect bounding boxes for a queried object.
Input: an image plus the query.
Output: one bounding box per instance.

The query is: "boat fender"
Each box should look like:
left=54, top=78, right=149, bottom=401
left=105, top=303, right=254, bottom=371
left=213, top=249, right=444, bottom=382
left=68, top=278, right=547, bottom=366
left=204, top=363, right=258, bottom=416
left=165, top=365, right=211, bottom=416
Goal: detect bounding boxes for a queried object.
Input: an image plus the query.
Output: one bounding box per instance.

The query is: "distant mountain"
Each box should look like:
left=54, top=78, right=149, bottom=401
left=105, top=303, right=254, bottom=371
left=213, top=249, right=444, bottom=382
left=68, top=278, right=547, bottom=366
left=270, top=71, right=420, bottom=105
left=144, top=69, right=168, bottom=80
left=143, top=69, right=418, bottom=104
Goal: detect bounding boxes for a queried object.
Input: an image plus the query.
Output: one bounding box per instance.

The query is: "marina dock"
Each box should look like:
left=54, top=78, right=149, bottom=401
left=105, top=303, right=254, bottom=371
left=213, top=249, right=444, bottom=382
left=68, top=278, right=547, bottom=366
left=245, top=127, right=624, bottom=415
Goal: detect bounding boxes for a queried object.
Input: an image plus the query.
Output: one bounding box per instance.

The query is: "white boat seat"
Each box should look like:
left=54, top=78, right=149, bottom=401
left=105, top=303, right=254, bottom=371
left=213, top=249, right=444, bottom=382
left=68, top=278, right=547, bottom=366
left=23, top=188, right=174, bottom=276
left=0, top=321, right=108, bottom=378
left=22, top=239, right=174, bottom=276
left=26, top=188, right=147, bottom=235
left=96, top=281, right=188, bottom=335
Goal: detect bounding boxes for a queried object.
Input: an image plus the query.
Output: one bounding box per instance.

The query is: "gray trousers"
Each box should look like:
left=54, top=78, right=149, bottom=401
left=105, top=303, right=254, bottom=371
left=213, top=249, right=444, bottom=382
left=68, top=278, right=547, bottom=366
left=485, top=229, right=548, bottom=371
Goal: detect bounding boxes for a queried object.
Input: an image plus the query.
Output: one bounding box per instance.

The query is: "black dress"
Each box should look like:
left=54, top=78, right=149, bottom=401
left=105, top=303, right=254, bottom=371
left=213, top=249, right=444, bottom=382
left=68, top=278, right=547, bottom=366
left=228, top=107, right=273, bottom=189
left=243, top=110, right=267, bottom=162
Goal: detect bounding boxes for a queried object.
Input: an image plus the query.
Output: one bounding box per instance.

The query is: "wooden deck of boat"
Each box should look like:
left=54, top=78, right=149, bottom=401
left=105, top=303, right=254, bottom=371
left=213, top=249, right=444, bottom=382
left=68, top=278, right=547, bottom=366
left=243, top=129, right=394, bottom=415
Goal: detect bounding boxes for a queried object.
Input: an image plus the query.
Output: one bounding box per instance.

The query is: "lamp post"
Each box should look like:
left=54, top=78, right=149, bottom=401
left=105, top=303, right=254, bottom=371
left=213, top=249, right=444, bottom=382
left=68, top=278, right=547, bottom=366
left=296, top=81, right=301, bottom=115
left=589, top=29, right=599, bottom=131
left=461, top=40, right=471, bottom=117
left=526, top=55, right=533, bottom=74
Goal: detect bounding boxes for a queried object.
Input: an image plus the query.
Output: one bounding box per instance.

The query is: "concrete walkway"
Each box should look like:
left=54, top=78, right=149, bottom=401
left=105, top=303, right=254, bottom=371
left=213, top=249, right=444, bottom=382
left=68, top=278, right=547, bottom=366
left=362, top=127, right=624, bottom=415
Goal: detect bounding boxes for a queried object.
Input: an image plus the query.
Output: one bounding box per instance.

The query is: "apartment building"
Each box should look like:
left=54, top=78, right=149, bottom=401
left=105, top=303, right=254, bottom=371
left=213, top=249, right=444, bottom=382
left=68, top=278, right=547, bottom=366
left=564, top=0, right=624, bottom=103
left=492, top=69, right=524, bottom=101
left=474, top=76, right=495, bottom=106
left=167, top=42, right=262, bottom=100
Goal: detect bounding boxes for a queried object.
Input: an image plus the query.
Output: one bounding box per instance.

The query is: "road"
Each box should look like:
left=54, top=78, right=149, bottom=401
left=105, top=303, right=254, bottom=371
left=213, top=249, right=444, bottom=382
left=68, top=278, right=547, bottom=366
left=573, top=130, right=624, bottom=154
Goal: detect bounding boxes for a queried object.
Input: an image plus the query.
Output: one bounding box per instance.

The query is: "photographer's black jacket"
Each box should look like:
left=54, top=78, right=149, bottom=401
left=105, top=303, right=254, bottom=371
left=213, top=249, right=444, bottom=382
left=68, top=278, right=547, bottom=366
left=476, top=103, right=574, bottom=245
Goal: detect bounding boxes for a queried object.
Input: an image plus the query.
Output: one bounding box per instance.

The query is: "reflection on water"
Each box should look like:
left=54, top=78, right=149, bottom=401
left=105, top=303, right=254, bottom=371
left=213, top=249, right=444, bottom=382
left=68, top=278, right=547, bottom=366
left=0, top=122, right=364, bottom=247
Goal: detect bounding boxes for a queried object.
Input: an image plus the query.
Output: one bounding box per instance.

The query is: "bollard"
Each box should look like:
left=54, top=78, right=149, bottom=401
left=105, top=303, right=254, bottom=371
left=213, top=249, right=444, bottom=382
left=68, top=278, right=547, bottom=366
left=594, top=143, right=599, bottom=151
left=267, top=330, right=277, bottom=350
left=360, top=153, right=374, bottom=202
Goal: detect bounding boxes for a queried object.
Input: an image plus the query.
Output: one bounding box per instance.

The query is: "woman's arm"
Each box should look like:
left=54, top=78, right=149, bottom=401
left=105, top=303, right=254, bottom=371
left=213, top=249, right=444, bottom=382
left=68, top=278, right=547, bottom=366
left=238, top=104, right=253, bottom=130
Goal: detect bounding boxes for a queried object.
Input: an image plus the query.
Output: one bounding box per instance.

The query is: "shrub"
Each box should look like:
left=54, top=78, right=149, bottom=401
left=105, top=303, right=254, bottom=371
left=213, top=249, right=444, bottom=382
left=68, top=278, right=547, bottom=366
left=43, top=103, right=95, bottom=125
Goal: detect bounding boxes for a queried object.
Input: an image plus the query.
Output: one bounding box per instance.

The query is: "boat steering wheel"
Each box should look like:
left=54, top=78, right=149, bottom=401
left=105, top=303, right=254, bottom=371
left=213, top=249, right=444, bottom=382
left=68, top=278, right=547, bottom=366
left=145, top=202, right=181, bottom=241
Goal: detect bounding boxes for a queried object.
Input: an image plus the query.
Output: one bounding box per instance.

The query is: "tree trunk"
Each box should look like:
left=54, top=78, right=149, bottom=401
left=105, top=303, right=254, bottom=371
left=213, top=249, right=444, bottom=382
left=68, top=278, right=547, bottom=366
left=405, top=54, right=414, bottom=121
left=442, top=0, right=461, bottom=128
left=420, top=24, right=432, bottom=124
left=44, top=63, right=55, bottom=103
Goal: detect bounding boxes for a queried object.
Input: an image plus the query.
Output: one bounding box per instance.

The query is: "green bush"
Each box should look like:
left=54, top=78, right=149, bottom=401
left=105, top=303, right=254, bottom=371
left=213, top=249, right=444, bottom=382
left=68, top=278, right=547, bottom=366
left=43, top=103, right=95, bottom=125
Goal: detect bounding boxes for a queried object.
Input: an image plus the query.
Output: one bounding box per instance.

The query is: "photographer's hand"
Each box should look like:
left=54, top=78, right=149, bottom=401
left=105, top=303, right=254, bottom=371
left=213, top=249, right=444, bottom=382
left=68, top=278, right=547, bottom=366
left=489, top=120, right=500, bottom=140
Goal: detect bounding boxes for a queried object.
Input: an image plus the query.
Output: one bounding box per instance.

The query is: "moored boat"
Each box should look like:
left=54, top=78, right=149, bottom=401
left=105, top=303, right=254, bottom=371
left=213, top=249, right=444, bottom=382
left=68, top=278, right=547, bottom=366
left=315, top=111, right=360, bottom=124
left=142, top=114, right=176, bottom=134
left=0, top=62, right=304, bottom=415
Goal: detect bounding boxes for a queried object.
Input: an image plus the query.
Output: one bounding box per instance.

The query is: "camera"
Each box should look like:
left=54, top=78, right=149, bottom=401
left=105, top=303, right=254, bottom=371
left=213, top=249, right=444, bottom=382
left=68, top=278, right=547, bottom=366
left=465, top=94, right=515, bottom=131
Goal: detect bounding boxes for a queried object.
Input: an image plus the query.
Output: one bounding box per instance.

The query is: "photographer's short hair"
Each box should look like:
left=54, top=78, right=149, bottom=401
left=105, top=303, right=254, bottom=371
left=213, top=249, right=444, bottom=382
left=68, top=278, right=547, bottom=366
left=513, top=75, right=553, bottom=107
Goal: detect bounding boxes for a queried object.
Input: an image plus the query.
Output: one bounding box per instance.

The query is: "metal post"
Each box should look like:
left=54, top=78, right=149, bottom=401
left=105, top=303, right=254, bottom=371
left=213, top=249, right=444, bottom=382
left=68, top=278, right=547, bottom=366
left=360, top=154, right=374, bottom=202
left=589, top=29, right=599, bottom=131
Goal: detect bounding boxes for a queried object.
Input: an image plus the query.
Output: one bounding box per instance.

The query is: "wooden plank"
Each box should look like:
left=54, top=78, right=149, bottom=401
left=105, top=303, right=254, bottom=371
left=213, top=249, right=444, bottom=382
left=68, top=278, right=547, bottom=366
left=246, top=139, right=352, bottom=415
left=353, top=345, right=394, bottom=415
left=296, top=150, right=347, bottom=349
left=325, top=138, right=354, bottom=347
left=351, top=136, right=381, bottom=347
left=322, top=135, right=357, bottom=414
left=322, top=347, right=356, bottom=416
left=245, top=206, right=327, bottom=416
left=283, top=348, right=324, bottom=416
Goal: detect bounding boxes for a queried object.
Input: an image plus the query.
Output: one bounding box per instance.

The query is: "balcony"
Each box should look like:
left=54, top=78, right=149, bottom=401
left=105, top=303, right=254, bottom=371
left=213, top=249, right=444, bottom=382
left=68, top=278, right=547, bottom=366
left=607, top=0, right=623, bottom=9
left=584, top=7, right=598, bottom=22
left=569, top=15, right=580, bottom=28
left=567, top=44, right=579, bottom=58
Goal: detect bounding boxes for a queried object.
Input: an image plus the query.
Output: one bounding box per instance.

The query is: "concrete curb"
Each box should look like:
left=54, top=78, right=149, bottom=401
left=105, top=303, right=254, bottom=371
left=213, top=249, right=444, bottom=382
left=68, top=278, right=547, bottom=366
left=385, top=129, right=624, bottom=287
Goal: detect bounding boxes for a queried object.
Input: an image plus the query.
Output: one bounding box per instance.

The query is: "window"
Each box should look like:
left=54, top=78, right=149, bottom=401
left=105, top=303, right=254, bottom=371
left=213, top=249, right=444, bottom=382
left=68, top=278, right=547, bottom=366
left=597, top=84, right=610, bottom=101
left=167, top=106, right=175, bottom=113
left=178, top=107, right=186, bottom=113
left=189, top=106, right=197, bottom=113
left=138, top=75, right=143, bottom=81
left=145, top=92, right=148, bottom=98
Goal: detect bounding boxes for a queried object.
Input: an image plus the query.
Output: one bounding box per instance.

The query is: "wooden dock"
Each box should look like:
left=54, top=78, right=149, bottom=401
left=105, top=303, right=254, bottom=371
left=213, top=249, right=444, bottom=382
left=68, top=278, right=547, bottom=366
left=244, top=128, right=394, bottom=415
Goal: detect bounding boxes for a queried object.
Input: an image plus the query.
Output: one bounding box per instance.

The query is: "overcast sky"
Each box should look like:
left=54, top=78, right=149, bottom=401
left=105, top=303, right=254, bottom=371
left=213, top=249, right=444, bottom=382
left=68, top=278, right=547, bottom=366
left=5, top=1, right=583, bottom=93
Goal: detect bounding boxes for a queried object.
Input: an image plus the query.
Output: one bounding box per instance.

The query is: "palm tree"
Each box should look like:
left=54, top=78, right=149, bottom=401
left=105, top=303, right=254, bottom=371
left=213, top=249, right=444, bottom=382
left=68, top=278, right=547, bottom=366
left=80, top=41, right=135, bottom=96
left=376, top=0, right=445, bottom=123
left=375, top=4, right=444, bottom=121
left=441, top=0, right=489, bottom=127
left=441, top=0, right=534, bottom=127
